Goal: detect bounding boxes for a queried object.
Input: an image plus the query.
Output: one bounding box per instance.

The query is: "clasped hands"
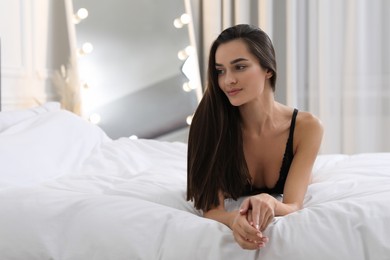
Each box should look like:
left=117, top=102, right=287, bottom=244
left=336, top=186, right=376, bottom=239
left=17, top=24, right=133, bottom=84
left=230, top=193, right=276, bottom=250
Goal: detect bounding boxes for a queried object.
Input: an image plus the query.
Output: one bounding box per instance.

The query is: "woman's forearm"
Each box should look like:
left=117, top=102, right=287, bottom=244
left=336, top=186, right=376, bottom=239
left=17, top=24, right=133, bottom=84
left=274, top=199, right=301, bottom=216
left=203, top=208, right=238, bottom=229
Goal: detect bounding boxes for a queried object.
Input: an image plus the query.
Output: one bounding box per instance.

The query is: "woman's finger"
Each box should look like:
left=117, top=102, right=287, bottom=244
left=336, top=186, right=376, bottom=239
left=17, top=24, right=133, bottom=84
left=234, top=232, right=266, bottom=250
left=232, top=214, right=268, bottom=250
left=247, top=209, right=253, bottom=226
left=258, top=205, right=267, bottom=229
left=236, top=214, right=263, bottom=242
left=239, top=198, right=250, bottom=215
left=260, top=209, right=274, bottom=231
left=251, top=201, right=261, bottom=230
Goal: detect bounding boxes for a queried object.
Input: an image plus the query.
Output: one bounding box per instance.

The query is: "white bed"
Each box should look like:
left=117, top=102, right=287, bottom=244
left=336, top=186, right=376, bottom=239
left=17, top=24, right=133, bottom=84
left=1, top=103, right=389, bottom=260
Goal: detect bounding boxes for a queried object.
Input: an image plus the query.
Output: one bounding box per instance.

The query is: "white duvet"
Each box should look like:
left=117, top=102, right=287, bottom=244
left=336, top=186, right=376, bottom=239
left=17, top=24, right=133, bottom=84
left=0, top=104, right=389, bottom=260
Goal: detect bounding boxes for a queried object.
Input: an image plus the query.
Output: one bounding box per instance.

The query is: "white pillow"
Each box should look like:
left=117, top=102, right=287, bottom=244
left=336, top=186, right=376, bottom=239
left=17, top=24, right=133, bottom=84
left=0, top=102, right=61, bottom=132
left=0, top=109, right=110, bottom=188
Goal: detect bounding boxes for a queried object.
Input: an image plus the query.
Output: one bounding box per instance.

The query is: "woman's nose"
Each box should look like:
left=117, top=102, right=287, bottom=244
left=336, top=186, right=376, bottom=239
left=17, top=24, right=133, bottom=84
left=225, top=71, right=237, bottom=85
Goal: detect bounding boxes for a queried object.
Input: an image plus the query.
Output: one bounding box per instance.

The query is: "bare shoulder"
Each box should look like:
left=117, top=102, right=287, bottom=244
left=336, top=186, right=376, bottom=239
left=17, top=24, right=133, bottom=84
left=295, top=111, right=324, bottom=146
left=277, top=104, right=323, bottom=141
left=296, top=111, right=323, bottom=129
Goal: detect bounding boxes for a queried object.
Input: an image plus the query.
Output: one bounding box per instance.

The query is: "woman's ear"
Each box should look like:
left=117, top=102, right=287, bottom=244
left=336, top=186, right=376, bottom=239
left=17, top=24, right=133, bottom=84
left=266, top=70, right=273, bottom=79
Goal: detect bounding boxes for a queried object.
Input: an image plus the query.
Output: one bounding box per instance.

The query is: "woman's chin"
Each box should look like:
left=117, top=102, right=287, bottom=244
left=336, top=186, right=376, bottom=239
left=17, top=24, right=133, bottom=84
left=228, top=99, right=244, bottom=107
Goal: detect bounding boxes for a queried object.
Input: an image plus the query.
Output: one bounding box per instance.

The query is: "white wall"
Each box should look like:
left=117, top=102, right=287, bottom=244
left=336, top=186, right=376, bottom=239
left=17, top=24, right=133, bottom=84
left=0, top=0, right=69, bottom=111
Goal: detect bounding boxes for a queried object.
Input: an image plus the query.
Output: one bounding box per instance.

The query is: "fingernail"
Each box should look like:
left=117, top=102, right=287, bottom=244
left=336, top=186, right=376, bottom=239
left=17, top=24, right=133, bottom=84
left=257, top=232, right=262, bottom=238
left=255, top=224, right=260, bottom=230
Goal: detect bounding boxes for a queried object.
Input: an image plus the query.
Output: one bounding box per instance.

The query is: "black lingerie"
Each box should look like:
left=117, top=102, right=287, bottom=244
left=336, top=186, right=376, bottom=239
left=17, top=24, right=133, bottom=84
left=242, top=108, right=298, bottom=196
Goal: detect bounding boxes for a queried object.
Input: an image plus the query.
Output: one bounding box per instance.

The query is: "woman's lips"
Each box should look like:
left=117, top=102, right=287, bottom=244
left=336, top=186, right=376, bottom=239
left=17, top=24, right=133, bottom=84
left=227, top=88, right=242, bottom=96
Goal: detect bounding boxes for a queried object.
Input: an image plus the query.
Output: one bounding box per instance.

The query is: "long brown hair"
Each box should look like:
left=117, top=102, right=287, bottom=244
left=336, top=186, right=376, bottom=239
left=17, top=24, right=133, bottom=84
left=187, top=24, right=277, bottom=211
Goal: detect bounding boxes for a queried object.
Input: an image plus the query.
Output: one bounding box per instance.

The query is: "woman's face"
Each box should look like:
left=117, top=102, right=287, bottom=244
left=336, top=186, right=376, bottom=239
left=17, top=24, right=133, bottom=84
left=215, top=39, right=272, bottom=106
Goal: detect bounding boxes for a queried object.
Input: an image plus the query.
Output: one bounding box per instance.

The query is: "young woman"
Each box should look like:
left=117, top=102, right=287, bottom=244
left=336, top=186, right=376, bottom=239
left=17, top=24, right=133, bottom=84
left=187, top=24, right=323, bottom=250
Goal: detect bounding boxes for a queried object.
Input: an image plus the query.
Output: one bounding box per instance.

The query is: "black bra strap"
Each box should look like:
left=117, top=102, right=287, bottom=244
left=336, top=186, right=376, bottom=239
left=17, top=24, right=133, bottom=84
left=288, top=108, right=298, bottom=141
left=286, top=108, right=298, bottom=155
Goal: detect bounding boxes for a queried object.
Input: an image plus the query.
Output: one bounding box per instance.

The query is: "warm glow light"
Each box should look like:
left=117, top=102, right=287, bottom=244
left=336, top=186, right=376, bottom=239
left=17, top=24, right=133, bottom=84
left=182, top=82, right=192, bottom=92
left=177, top=50, right=188, bottom=60
left=177, top=46, right=195, bottom=61
left=82, top=42, right=94, bottom=54
left=173, top=13, right=191, bottom=29
left=73, top=8, right=89, bottom=24
left=173, top=18, right=183, bottom=28
left=78, top=42, right=94, bottom=56
left=186, top=115, right=193, bottom=125
left=89, top=113, right=101, bottom=124
left=185, top=45, right=195, bottom=56
left=77, top=8, right=89, bottom=19
left=180, top=13, right=191, bottom=24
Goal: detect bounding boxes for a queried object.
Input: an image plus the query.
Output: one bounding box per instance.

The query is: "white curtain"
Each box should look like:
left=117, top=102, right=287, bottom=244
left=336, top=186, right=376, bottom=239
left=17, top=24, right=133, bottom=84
left=201, top=0, right=271, bottom=77
left=201, top=0, right=390, bottom=154
left=287, top=0, right=390, bottom=154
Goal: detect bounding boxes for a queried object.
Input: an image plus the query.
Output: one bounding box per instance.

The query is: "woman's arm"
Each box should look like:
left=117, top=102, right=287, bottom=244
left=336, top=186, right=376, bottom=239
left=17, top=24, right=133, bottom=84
left=203, top=191, right=269, bottom=250
left=280, top=112, right=324, bottom=212
left=240, top=113, right=324, bottom=230
left=203, top=192, right=237, bottom=228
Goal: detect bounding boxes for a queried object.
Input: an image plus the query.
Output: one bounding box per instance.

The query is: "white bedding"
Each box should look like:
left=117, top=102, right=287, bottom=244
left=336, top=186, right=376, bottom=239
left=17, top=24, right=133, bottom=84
left=0, top=104, right=389, bottom=260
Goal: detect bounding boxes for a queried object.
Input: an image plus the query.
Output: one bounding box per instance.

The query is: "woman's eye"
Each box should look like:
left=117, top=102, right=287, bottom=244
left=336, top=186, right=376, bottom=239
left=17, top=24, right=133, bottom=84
left=215, top=69, right=225, bottom=75
left=236, top=65, right=246, bottom=70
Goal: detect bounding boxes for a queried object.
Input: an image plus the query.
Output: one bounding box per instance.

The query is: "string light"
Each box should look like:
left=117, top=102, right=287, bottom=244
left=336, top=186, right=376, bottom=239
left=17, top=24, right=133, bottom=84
left=73, top=8, right=89, bottom=24
left=186, top=115, right=193, bottom=125
left=185, top=46, right=195, bottom=56
left=180, top=13, right=191, bottom=24
left=82, top=42, right=94, bottom=54
left=177, top=50, right=187, bottom=60
left=78, top=42, right=94, bottom=56
left=173, top=13, right=191, bottom=28
left=174, top=11, right=200, bottom=126
left=177, top=45, right=194, bottom=61
left=73, top=9, right=93, bottom=119
left=182, top=82, right=192, bottom=92
left=173, top=18, right=184, bottom=28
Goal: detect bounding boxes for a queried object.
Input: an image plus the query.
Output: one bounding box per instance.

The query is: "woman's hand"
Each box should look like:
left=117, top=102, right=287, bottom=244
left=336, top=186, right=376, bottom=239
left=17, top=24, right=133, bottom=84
left=230, top=210, right=269, bottom=250
left=239, top=193, right=276, bottom=231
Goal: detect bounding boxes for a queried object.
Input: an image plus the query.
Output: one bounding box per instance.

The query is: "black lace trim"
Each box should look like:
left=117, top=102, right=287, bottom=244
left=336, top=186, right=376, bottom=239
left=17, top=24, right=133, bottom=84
left=242, top=109, right=298, bottom=196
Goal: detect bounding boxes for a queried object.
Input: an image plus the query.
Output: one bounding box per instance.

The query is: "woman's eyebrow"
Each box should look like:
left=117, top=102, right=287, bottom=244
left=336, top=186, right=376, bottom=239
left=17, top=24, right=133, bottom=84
left=215, top=57, right=249, bottom=67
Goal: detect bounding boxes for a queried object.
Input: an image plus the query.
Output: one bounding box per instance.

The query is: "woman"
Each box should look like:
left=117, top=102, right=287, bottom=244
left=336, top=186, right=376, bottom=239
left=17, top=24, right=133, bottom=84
left=187, top=24, right=323, bottom=250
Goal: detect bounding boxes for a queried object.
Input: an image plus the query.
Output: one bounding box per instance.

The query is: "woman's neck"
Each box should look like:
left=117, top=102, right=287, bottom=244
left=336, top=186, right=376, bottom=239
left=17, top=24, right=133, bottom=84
left=239, top=90, right=279, bottom=136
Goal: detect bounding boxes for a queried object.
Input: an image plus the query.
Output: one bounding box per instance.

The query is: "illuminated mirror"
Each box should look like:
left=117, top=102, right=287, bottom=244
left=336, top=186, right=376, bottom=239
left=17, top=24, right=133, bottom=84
left=71, top=0, right=201, bottom=140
